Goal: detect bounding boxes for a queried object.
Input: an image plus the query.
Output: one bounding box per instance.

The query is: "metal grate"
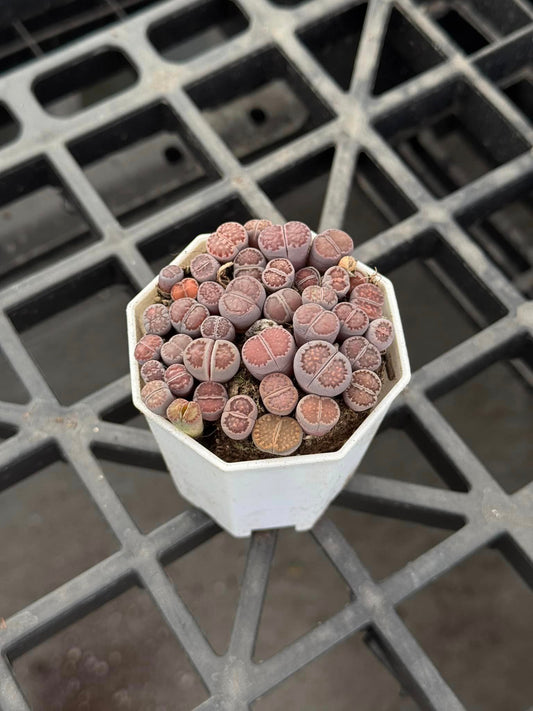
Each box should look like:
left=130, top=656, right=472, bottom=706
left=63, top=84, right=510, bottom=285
left=0, top=0, right=532, bottom=709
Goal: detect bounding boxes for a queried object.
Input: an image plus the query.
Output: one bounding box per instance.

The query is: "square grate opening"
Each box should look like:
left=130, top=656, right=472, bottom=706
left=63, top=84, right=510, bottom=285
left=11, top=582, right=209, bottom=711
left=434, top=354, right=533, bottom=494
left=0, top=344, right=30, bottom=403
left=297, top=3, right=367, bottom=92
left=8, top=260, right=135, bottom=405
left=397, top=538, right=533, bottom=711
left=187, top=46, right=335, bottom=163
left=139, top=196, right=252, bottom=270
left=372, top=6, right=444, bottom=95
left=0, top=158, right=98, bottom=288
left=344, top=151, right=416, bottom=242
left=375, top=79, right=529, bottom=197
left=0, top=443, right=118, bottom=619
left=69, top=102, right=220, bottom=226
left=33, top=48, right=138, bottom=117
left=0, top=101, right=19, bottom=147
left=148, top=0, right=249, bottom=63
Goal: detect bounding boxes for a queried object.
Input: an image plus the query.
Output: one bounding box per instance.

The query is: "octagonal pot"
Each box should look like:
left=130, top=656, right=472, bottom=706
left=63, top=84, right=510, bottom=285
left=126, top=233, right=410, bottom=537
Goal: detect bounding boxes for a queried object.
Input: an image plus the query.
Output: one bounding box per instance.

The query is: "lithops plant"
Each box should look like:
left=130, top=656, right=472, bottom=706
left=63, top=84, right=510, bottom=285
left=301, top=285, right=338, bottom=310
left=309, top=229, right=354, bottom=272
left=134, top=334, right=163, bottom=364
left=164, top=363, right=194, bottom=397
left=143, top=303, right=172, bottom=336
left=197, top=280, right=225, bottom=315
left=343, top=369, right=382, bottom=412
left=244, top=218, right=272, bottom=249
left=141, top=380, right=174, bottom=416
left=131, top=219, right=400, bottom=461
left=296, top=395, right=340, bottom=436
left=207, top=221, right=248, bottom=261
left=261, top=258, right=295, bottom=292
left=183, top=338, right=240, bottom=382
left=333, top=302, right=369, bottom=340
left=161, top=334, right=193, bottom=365
left=294, top=340, right=352, bottom=397
left=190, top=253, right=220, bottom=283
left=169, top=298, right=209, bottom=337
left=340, top=336, right=382, bottom=372
left=252, top=414, right=303, bottom=456
left=166, top=398, right=204, bottom=438
left=233, top=248, right=266, bottom=280
left=171, top=277, right=199, bottom=301
left=294, top=266, right=321, bottom=292
left=263, top=288, right=302, bottom=324
left=242, top=326, right=296, bottom=380
left=193, top=381, right=228, bottom=422
left=158, top=264, right=184, bottom=293
left=200, top=315, right=236, bottom=341
left=259, top=372, right=299, bottom=416
left=258, top=221, right=312, bottom=270
left=221, top=395, right=258, bottom=441
left=366, top=318, right=394, bottom=351
left=219, top=275, right=266, bottom=330
left=350, top=282, right=384, bottom=320
left=292, top=303, right=340, bottom=346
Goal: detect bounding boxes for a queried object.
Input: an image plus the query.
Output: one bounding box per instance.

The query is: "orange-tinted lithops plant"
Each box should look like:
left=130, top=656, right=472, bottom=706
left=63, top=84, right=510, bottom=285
left=252, top=414, right=303, bottom=455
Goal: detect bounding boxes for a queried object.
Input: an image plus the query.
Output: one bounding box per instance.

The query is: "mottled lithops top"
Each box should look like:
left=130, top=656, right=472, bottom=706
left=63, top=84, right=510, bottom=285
left=133, top=219, right=398, bottom=460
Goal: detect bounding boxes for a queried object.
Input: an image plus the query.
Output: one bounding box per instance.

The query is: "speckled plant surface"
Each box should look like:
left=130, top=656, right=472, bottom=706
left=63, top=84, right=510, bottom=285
left=127, top=224, right=410, bottom=536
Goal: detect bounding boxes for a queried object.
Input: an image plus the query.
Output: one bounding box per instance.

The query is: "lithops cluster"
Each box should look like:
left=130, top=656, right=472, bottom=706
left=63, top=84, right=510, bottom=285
left=134, top=220, right=398, bottom=457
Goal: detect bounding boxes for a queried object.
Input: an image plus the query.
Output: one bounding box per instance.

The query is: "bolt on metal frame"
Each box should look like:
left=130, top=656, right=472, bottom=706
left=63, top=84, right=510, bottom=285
left=0, top=0, right=532, bottom=709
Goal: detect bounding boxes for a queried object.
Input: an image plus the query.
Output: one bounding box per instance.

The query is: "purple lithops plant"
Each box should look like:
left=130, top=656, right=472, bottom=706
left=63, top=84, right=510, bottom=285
left=296, top=395, right=340, bottom=436
left=183, top=338, right=240, bottom=382
left=134, top=334, right=163, bottom=364
left=140, top=359, right=166, bottom=382
left=258, top=221, right=312, bottom=270
left=294, top=340, right=352, bottom=397
left=343, top=369, right=382, bottom=412
left=134, top=218, right=399, bottom=456
left=301, top=284, right=338, bottom=310
left=190, top=253, right=220, bottom=283
left=259, top=372, right=299, bottom=416
left=233, top=248, right=266, bottom=280
left=309, top=229, right=354, bottom=272
left=193, top=381, right=228, bottom=422
left=169, top=298, right=209, bottom=337
left=244, top=218, right=272, bottom=249
left=143, top=303, right=172, bottom=336
left=322, top=266, right=351, bottom=297
left=252, top=414, right=303, bottom=455
left=263, top=288, right=302, bottom=324
left=197, top=280, right=225, bottom=315
left=242, top=326, right=296, bottom=380
left=294, top=266, right=321, bottom=292
left=292, top=303, right=340, bottom=346
left=158, top=264, right=183, bottom=293
left=349, top=283, right=384, bottom=321
left=161, top=334, right=193, bottom=366
left=200, top=315, right=236, bottom=341
left=365, top=318, right=394, bottom=352
left=332, top=302, right=369, bottom=340
left=340, top=336, right=382, bottom=372
left=221, top=395, right=258, bottom=441
left=219, top=275, right=266, bottom=330
left=166, top=398, right=204, bottom=438
left=141, top=380, right=174, bottom=416
left=206, top=222, right=248, bottom=262
left=164, top=363, right=194, bottom=397
left=261, top=258, right=295, bottom=292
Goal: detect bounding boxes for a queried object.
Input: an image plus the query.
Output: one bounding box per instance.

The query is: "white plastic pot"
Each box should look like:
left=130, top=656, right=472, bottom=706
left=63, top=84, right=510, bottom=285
left=127, top=234, right=410, bottom=537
